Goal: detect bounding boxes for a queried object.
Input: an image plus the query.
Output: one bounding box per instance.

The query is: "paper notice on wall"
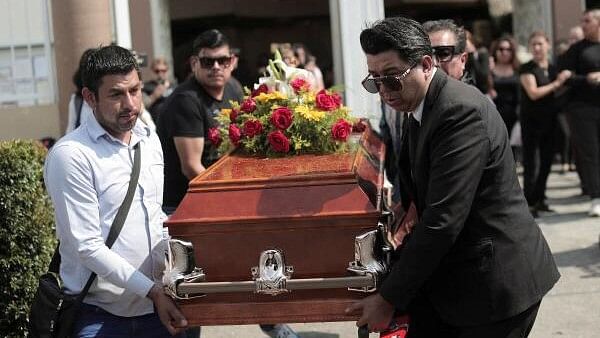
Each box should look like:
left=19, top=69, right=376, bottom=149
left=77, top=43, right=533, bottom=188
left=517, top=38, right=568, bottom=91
left=13, top=58, right=33, bottom=79
left=15, top=79, right=34, bottom=94
left=33, top=56, right=48, bottom=78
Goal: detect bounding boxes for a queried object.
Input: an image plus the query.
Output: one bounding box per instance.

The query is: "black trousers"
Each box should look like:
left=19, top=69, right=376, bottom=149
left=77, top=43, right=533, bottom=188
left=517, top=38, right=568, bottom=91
left=569, top=103, right=600, bottom=199
left=406, top=296, right=541, bottom=338
left=521, top=113, right=557, bottom=206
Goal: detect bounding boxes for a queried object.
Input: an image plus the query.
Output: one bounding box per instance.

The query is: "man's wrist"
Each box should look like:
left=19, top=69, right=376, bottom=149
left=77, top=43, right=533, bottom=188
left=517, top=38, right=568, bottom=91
left=147, top=283, right=162, bottom=301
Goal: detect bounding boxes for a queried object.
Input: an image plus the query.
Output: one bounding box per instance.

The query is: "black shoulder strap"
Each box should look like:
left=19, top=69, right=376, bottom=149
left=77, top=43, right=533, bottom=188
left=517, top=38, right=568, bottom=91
left=49, top=143, right=142, bottom=298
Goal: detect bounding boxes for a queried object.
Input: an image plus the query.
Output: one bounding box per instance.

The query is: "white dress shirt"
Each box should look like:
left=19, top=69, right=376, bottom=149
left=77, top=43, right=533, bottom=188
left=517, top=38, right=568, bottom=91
left=44, top=111, right=167, bottom=317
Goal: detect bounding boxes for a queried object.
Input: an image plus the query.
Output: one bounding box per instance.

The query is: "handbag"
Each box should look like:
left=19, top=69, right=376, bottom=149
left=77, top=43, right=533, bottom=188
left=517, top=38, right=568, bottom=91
left=29, top=143, right=141, bottom=338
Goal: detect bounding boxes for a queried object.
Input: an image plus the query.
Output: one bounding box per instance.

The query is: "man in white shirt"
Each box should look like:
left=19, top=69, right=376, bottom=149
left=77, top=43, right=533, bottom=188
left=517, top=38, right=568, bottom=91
left=44, top=45, right=187, bottom=337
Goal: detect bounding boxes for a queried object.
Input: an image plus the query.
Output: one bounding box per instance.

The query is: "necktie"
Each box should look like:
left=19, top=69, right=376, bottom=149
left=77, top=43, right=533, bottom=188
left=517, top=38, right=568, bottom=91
left=407, top=114, right=419, bottom=179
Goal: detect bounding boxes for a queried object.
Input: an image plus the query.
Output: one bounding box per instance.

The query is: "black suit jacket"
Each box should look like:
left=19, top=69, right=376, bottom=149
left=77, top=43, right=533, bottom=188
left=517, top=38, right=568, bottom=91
left=379, top=71, right=559, bottom=326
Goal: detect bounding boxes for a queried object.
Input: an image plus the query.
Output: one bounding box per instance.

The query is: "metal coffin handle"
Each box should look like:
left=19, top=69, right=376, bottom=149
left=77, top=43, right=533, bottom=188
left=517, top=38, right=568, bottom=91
left=168, top=230, right=388, bottom=299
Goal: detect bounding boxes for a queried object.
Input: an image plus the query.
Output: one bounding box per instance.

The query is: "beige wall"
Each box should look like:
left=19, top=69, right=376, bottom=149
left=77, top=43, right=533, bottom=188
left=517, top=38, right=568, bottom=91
left=0, top=104, right=60, bottom=140
left=552, top=0, right=585, bottom=44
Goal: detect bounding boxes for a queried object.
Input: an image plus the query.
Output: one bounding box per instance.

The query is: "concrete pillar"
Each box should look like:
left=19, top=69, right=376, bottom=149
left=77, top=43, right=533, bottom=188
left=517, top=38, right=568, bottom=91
left=113, top=0, right=132, bottom=49
left=129, top=0, right=154, bottom=81
left=328, top=0, right=384, bottom=130
left=130, top=0, right=174, bottom=83
left=51, top=0, right=113, bottom=134
left=150, top=0, right=174, bottom=81
left=511, top=0, right=553, bottom=48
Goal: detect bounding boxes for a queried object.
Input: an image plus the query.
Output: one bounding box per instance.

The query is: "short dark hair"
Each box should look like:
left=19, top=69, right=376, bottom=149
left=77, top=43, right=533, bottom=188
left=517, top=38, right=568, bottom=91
left=81, top=45, right=140, bottom=97
left=192, top=29, right=230, bottom=56
left=422, top=19, right=466, bottom=53
left=360, top=16, right=432, bottom=66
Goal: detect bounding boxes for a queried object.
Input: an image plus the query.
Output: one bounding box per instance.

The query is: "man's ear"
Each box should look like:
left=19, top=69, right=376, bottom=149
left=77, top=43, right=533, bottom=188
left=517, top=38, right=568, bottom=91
left=459, top=52, right=468, bottom=67
left=189, top=55, right=199, bottom=70
left=81, top=87, right=96, bottom=111
left=421, top=55, right=434, bottom=74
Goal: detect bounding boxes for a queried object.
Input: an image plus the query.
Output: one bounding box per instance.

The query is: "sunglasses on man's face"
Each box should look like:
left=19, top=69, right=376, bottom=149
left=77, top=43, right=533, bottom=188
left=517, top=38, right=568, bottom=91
left=197, top=56, right=232, bottom=69
left=362, top=66, right=414, bottom=94
left=432, top=45, right=459, bottom=63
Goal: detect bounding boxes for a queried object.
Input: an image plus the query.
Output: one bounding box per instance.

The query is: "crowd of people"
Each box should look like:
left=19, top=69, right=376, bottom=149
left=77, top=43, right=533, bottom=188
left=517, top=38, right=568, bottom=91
left=42, top=8, right=599, bottom=338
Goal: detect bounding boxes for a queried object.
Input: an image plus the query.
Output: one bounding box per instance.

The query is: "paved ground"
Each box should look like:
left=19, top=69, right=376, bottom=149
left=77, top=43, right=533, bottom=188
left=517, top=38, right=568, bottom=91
left=201, top=168, right=600, bottom=338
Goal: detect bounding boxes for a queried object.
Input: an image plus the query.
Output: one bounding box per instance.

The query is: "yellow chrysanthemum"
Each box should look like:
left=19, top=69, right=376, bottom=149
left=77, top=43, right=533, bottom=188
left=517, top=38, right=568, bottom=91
left=255, top=91, right=287, bottom=104
left=295, top=105, right=325, bottom=122
left=220, top=108, right=232, bottom=117
left=301, top=92, right=316, bottom=104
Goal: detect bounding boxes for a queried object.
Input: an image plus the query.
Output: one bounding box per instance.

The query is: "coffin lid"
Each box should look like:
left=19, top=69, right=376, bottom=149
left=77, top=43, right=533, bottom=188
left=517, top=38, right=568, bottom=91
left=167, top=129, right=385, bottom=226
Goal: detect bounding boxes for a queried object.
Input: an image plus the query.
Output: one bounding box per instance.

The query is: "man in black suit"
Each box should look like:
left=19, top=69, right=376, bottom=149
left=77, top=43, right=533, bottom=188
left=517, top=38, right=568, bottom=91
left=346, top=17, right=559, bottom=337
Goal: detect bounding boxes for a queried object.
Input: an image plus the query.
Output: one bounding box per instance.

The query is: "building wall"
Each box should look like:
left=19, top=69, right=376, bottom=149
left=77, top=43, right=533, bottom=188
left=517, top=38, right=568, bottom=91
left=0, top=104, right=59, bottom=140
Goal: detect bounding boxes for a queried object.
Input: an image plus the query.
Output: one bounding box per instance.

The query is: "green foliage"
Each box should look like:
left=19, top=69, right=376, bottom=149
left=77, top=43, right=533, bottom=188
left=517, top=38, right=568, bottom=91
left=0, top=140, right=55, bottom=337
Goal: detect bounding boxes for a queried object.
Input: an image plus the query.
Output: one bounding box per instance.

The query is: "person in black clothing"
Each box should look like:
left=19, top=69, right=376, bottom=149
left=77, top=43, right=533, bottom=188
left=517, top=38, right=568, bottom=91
left=465, top=29, right=491, bottom=94
left=380, top=19, right=473, bottom=205
left=519, top=31, right=572, bottom=217
left=157, top=29, right=243, bottom=212
left=347, top=17, right=559, bottom=337
left=559, top=9, right=600, bottom=217
left=489, top=36, right=521, bottom=143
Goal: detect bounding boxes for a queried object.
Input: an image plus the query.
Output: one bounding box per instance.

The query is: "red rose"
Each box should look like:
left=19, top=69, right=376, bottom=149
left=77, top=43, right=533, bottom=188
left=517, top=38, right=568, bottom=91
left=228, top=124, right=242, bottom=145
left=315, top=89, right=342, bottom=111
left=207, top=127, right=221, bottom=147
left=268, top=130, right=290, bottom=153
left=270, top=107, right=293, bottom=130
left=331, top=119, right=352, bottom=141
left=240, top=98, right=257, bottom=113
left=251, top=84, right=269, bottom=97
left=230, top=108, right=240, bottom=123
left=243, top=119, right=263, bottom=138
left=352, top=118, right=367, bottom=133
left=290, top=77, right=310, bottom=93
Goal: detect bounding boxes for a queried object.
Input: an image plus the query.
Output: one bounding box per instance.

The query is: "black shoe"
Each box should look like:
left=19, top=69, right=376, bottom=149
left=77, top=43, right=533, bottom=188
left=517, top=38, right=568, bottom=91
left=536, top=202, right=554, bottom=213
left=529, top=206, right=539, bottom=218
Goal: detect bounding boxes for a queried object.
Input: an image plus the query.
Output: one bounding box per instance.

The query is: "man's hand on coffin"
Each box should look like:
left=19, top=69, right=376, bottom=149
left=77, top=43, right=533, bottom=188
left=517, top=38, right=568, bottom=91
left=345, top=293, right=394, bottom=333
left=148, top=283, right=188, bottom=335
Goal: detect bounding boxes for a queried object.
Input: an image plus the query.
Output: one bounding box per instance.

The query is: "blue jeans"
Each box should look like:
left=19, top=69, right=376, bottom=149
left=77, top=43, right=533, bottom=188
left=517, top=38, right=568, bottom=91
left=73, top=303, right=186, bottom=338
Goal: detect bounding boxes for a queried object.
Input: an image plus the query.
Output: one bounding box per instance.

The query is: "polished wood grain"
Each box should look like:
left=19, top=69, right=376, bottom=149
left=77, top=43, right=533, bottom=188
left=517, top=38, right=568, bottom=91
left=165, top=128, right=385, bottom=325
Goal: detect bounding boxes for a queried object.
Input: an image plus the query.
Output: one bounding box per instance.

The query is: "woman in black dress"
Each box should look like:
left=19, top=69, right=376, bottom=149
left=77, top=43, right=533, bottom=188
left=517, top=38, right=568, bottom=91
left=489, top=36, right=521, bottom=142
left=519, top=31, right=572, bottom=217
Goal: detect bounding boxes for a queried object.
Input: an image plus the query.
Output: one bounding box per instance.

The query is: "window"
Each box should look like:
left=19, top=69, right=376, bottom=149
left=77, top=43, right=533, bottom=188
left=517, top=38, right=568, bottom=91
left=0, top=0, right=54, bottom=107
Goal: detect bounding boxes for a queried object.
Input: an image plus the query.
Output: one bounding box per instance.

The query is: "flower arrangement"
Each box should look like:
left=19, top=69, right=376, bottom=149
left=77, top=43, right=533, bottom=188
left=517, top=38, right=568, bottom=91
left=210, top=52, right=364, bottom=157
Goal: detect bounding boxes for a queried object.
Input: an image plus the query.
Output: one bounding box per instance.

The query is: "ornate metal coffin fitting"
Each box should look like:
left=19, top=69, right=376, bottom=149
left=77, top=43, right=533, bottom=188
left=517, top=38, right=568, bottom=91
left=251, top=249, right=294, bottom=296
left=347, top=229, right=388, bottom=292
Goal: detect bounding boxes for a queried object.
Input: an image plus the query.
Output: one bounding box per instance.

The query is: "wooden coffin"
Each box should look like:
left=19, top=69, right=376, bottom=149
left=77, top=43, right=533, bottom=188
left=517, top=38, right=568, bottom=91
left=165, top=129, right=385, bottom=325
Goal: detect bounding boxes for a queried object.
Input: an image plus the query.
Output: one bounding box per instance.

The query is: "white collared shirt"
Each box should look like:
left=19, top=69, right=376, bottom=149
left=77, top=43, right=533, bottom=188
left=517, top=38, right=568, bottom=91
left=44, top=111, right=167, bottom=317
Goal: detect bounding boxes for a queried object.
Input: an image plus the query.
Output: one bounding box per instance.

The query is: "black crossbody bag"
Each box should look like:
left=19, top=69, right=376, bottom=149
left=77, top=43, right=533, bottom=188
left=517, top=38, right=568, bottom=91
left=29, top=143, right=141, bottom=338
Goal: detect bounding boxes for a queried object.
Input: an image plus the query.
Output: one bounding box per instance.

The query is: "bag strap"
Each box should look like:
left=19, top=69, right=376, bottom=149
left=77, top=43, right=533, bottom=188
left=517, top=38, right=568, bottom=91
left=49, top=142, right=142, bottom=299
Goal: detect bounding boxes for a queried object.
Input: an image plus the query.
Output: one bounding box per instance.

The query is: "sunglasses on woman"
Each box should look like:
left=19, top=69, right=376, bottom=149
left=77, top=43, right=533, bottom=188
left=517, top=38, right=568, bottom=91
left=361, top=65, right=414, bottom=94
left=197, top=56, right=233, bottom=69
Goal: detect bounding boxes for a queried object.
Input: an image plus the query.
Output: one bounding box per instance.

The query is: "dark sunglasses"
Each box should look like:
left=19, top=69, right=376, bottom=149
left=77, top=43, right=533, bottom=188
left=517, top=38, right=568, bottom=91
left=498, top=47, right=513, bottom=52
left=432, top=45, right=459, bottom=62
left=197, top=56, right=232, bottom=69
left=362, top=66, right=413, bottom=94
